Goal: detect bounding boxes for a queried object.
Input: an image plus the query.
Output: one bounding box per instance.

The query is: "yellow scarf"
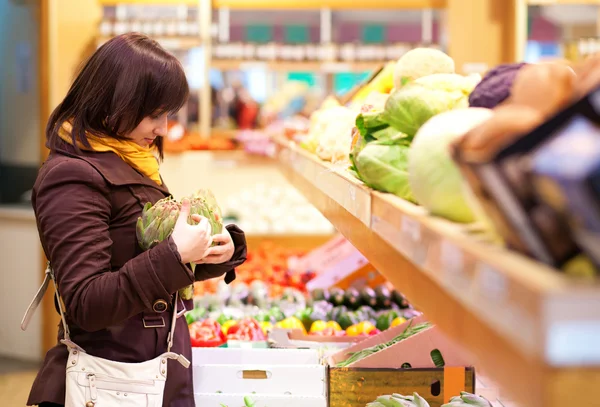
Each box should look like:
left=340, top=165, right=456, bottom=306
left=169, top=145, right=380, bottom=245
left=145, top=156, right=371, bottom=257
left=58, top=121, right=162, bottom=185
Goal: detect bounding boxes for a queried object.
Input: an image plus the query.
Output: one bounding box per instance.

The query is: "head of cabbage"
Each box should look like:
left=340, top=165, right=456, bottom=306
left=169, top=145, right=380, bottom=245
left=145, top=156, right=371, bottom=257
left=381, top=83, right=469, bottom=139
left=408, top=108, right=493, bottom=223
left=353, top=135, right=415, bottom=203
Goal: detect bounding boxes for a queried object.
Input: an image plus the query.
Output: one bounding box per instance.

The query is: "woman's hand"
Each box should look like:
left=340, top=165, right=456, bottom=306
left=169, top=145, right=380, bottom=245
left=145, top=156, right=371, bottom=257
left=171, top=199, right=213, bottom=264
left=196, top=227, right=235, bottom=264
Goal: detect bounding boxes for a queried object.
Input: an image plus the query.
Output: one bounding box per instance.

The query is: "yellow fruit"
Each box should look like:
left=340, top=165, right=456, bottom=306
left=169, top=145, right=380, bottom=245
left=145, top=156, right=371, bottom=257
left=391, top=317, right=407, bottom=327
left=221, top=320, right=237, bottom=335
left=310, top=320, right=328, bottom=333
left=357, top=321, right=376, bottom=334
left=346, top=324, right=362, bottom=336
left=326, top=321, right=342, bottom=331
left=259, top=321, right=273, bottom=334
left=276, top=317, right=307, bottom=335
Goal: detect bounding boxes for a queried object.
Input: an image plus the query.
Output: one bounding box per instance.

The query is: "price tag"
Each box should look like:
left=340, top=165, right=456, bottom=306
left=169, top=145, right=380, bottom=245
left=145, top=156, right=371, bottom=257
left=476, top=263, right=507, bottom=302
left=401, top=216, right=421, bottom=242
left=441, top=240, right=464, bottom=275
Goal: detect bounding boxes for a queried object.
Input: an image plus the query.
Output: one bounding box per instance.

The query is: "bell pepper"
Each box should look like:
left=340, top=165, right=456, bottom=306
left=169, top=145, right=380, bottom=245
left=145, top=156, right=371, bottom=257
left=227, top=318, right=266, bottom=341
left=326, top=321, right=342, bottom=331
left=346, top=321, right=376, bottom=336
left=221, top=319, right=238, bottom=335
left=259, top=321, right=273, bottom=335
left=368, top=328, right=381, bottom=336
left=189, top=319, right=226, bottom=347
left=391, top=317, right=407, bottom=328
left=275, top=316, right=307, bottom=335
left=309, top=320, right=328, bottom=333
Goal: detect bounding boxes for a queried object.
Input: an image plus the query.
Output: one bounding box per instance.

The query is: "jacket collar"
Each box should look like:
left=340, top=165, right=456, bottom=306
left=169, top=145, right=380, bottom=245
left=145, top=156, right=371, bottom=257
left=53, top=140, right=170, bottom=195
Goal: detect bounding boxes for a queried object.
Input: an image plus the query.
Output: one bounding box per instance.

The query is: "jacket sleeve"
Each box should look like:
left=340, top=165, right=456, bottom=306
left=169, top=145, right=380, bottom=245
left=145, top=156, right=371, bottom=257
left=34, top=158, right=195, bottom=332
left=193, top=224, right=247, bottom=282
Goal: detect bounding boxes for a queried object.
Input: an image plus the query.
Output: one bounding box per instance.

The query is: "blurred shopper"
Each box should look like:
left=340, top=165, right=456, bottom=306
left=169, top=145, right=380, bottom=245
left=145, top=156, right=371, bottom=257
left=26, top=33, right=247, bottom=407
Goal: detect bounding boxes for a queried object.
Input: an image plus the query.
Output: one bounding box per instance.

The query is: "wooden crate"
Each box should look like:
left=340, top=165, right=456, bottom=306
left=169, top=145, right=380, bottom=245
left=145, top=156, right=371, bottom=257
left=329, top=367, right=476, bottom=407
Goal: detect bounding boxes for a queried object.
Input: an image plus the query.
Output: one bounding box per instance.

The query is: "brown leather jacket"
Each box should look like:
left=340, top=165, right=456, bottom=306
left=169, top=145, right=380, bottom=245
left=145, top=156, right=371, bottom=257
left=27, top=141, right=247, bottom=406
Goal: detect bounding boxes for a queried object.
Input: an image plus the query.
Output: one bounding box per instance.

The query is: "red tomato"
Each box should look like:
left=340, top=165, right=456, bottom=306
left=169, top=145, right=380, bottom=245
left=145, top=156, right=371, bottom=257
left=189, top=321, right=226, bottom=347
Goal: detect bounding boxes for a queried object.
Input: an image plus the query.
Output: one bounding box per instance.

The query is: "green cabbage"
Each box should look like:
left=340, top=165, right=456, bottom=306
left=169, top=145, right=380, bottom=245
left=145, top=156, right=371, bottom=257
left=354, top=135, right=415, bottom=203
left=393, top=47, right=455, bottom=89
left=381, top=84, right=468, bottom=138
left=408, top=108, right=493, bottom=223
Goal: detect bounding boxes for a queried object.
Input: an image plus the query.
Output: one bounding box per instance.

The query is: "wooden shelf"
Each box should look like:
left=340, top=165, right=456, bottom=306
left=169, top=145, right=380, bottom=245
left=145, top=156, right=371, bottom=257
left=96, top=36, right=201, bottom=50
left=528, top=0, right=600, bottom=4
left=273, top=137, right=600, bottom=407
left=212, top=0, right=447, bottom=9
left=211, top=59, right=386, bottom=73
left=97, top=0, right=446, bottom=8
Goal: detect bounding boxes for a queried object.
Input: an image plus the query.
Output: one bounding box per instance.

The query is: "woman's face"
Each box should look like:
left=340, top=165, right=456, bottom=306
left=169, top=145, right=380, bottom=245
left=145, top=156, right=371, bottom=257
left=127, top=113, right=169, bottom=148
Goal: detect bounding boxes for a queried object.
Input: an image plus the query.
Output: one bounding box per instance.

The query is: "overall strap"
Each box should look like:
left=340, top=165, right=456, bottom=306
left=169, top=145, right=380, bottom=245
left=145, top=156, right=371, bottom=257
left=22, top=263, right=180, bottom=351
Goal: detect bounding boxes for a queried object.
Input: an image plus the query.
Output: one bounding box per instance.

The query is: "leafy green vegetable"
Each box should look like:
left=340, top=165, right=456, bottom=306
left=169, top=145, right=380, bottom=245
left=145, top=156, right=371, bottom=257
left=381, top=84, right=468, bottom=138
left=353, top=135, right=415, bottom=203
left=337, top=321, right=432, bottom=367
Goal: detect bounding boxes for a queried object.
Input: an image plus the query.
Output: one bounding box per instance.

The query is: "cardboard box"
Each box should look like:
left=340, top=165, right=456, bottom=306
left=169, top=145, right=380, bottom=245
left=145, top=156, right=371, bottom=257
left=329, top=366, right=475, bottom=407
left=327, top=317, right=475, bottom=407
left=192, top=348, right=327, bottom=399
left=194, top=393, right=327, bottom=407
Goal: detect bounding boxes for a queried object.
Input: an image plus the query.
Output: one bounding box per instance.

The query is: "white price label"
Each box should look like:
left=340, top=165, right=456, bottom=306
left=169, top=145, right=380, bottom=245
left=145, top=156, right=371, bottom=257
left=441, top=240, right=464, bottom=275
left=476, top=263, right=507, bottom=302
left=401, top=216, right=421, bottom=242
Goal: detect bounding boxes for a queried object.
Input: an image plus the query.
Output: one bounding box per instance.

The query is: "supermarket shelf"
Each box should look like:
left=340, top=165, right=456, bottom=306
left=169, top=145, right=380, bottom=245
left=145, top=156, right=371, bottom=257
left=211, top=59, right=385, bottom=73
left=96, top=36, right=201, bottom=50
left=97, top=0, right=447, bottom=8
left=213, top=0, right=447, bottom=9
left=273, top=137, right=600, bottom=407
left=528, top=0, right=600, bottom=4
left=245, top=233, right=335, bottom=251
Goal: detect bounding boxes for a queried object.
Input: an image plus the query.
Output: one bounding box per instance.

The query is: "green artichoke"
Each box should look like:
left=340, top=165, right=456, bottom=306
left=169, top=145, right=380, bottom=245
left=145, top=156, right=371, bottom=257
left=136, top=190, right=224, bottom=301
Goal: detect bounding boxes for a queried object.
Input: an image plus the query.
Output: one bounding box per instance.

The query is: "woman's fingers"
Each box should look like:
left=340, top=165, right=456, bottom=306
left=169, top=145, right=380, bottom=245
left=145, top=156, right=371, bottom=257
left=176, top=199, right=191, bottom=227
left=204, top=244, right=229, bottom=256
left=211, top=233, right=230, bottom=243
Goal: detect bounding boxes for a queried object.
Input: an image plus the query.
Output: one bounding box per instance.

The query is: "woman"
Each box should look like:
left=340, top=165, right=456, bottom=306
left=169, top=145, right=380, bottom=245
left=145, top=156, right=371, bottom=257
left=27, top=33, right=247, bottom=407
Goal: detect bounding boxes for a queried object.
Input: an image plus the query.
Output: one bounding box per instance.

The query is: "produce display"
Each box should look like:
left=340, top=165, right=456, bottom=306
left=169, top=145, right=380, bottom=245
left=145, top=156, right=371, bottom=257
left=186, top=280, right=419, bottom=346
left=221, top=183, right=334, bottom=235
left=193, top=241, right=316, bottom=298
left=336, top=321, right=433, bottom=367
left=367, top=392, right=430, bottom=407
left=366, top=391, right=493, bottom=407
left=285, top=46, right=600, bottom=278
left=136, top=189, right=223, bottom=300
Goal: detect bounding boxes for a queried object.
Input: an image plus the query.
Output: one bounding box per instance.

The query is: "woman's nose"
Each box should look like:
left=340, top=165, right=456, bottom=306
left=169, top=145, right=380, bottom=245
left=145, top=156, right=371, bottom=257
left=154, top=116, right=168, bottom=137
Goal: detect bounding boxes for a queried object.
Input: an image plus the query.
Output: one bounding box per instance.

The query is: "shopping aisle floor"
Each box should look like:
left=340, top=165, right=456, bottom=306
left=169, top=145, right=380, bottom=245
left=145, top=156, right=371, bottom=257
left=0, top=357, right=40, bottom=406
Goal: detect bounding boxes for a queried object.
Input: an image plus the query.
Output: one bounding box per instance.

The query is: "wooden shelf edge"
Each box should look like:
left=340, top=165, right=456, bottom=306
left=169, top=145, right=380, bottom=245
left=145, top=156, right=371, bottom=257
left=212, top=0, right=447, bottom=9
left=273, top=138, right=600, bottom=407
left=211, top=59, right=386, bottom=73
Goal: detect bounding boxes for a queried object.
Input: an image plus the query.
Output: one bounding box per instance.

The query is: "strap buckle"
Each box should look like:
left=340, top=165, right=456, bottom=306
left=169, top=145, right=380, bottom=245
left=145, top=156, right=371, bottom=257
left=143, top=316, right=165, bottom=328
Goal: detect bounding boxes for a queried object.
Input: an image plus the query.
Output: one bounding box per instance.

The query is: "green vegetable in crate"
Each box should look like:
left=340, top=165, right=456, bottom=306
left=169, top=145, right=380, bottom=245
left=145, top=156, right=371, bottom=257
left=329, top=287, right=346, bottom=307
left=337, top=321, right=432, bottom=367
left=360, top=287, right=378, bottom=308
left=185, top=307, right=206, bottom=325
left=376, top=310, right=399, bottom=331
left=441, top=392, right=493, bottom=407
left=357, top=305, right=376, bottom=320
left=344, top=287, right=362, bottom=310
left=375, top=285, right=393, bottom=310
left=294, top=307, right=314, bottom=332
left=311, top=288, right=330, bottom=303
left=136, top=190, right=224, bottom=300
left=367, top=393, right=430, bottom=407
left=327, top=305, right=348, bottom=322
left=337, top=311, right=360, bottom=330
left=269, top=306, right=286, bottom=322
left=392, top=290, right=410, bottom=309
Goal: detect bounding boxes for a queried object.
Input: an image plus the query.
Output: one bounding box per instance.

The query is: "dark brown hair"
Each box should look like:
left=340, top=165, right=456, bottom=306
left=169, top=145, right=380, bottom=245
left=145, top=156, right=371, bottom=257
left=46, top=32, right=189, bottom=159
